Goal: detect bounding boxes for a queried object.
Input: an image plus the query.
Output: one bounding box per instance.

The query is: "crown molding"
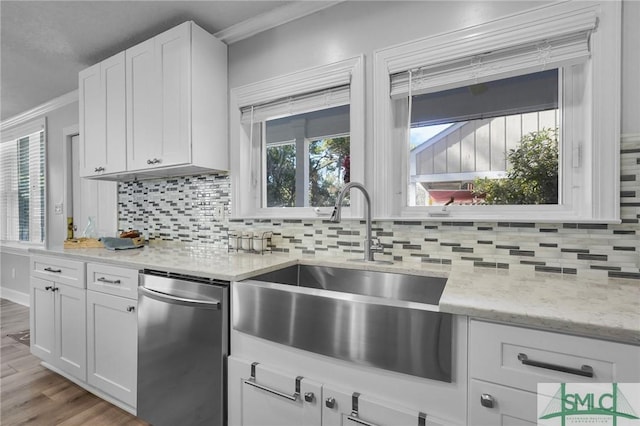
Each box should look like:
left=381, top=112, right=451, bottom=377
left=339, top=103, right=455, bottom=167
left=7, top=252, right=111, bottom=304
left=1, top=90, right=78, bottom=132
left=214, top=1, right=343, bottom=44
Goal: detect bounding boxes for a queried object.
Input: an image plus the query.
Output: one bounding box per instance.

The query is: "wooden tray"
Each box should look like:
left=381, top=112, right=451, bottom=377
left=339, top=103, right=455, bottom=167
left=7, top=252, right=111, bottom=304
left=64, top=238, right=104, bottom=249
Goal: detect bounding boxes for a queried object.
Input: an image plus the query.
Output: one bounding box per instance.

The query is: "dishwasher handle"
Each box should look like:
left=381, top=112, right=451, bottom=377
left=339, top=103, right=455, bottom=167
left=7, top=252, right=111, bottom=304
left=138, top=285, right=221, bottom=309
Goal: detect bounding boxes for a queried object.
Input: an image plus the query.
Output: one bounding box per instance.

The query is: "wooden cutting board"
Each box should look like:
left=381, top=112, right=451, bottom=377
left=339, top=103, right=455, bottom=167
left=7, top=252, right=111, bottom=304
left=63, top=238, right=104, bottom=249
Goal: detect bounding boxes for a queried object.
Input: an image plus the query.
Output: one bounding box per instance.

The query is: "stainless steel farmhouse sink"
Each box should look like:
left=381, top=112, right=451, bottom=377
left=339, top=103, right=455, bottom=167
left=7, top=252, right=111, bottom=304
left=233, top=265, right=452, bottom=382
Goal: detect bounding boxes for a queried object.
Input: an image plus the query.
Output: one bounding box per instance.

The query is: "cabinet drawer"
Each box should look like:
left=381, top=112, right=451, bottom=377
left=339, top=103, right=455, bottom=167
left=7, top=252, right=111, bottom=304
left=87, top=263, right=138, bottom=299
left=468, top=379, right=537, bottom=426
left=31, top=256, right=85, bottom=288
left=469, top=319, right=640, bottom=393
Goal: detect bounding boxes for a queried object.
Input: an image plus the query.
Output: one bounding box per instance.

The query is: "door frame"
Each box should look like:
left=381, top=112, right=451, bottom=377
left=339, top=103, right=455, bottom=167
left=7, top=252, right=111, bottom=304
left=62, top=124, right=79, bottom=238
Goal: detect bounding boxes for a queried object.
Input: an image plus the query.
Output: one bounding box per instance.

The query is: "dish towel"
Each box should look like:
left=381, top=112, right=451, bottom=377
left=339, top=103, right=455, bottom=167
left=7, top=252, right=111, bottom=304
left=100, top=237, right=144, bottom=250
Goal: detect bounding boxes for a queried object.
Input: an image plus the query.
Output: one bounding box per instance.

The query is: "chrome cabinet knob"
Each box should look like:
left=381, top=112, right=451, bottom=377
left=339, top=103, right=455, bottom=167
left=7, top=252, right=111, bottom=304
left=480, top=393, right=495, bottom=408
left=304, top=392, right=314, bottom=403
left=325, top=397, right=336, bottom=409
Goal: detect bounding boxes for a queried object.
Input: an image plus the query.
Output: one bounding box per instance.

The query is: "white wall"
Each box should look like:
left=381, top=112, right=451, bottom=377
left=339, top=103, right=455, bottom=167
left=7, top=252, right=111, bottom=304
left=0, top=250, right=30, bottom=305
left=0, top=99, right=79, bottom=302
left=622, top=0, right=640, bottom=135
left=45, top=101, right=79, bottom=249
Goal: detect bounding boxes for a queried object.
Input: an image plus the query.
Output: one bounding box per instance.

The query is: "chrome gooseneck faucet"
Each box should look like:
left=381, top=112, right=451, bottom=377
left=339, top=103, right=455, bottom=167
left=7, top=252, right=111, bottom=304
left=330, top=182, right=383, bottom=262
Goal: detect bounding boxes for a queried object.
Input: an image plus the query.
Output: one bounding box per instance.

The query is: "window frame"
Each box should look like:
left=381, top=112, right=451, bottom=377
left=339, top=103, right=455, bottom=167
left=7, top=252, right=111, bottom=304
left=372, top=1, right=621, bottom=222
left=0, top=118, right=47, bottom=246
left=230, top=55, right=365, bottom=219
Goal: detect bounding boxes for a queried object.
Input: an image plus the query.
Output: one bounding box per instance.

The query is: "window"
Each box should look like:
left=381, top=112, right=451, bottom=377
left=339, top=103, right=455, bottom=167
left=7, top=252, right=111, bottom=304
left=1, top=119, right=47, bottom=244
left=406, top=70, right=560, bottom=207
left=231, top=56, right=364, bottom=218
left=262, top=104, right=350, bottom=208
left=373, top=1, right=621, bottom=222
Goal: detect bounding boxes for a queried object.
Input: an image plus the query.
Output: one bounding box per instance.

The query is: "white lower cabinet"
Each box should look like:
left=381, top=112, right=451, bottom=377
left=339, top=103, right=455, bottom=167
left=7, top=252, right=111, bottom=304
left=29, top=256, right=139, bottom=415
left=468, top=379, right=537, bottom=426
left=229, top=356, right=447, bottom=426
left=31, top=275, right=87, bottom=382
left=86, top=290, right=137, bottom=409
left=322, top=384, right=446, bottom=426
left=468, top=319, right=640, bottom=425
left=230, top=356, right=322, bottom=426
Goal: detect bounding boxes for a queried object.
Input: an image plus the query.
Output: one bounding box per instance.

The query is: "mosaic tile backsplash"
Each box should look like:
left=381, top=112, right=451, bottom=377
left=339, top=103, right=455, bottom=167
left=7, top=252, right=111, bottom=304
left=118, top=136, right=639, bottom=280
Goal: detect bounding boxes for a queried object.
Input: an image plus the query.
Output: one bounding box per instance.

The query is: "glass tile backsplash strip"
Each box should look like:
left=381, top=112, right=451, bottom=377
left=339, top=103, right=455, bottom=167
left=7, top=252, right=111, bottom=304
left=118, top=137, right=639, bottom=279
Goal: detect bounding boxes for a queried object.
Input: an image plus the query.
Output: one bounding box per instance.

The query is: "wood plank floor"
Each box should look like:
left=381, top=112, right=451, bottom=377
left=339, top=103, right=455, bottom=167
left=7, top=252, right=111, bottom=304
left=0, top=298, right=148, bottom=426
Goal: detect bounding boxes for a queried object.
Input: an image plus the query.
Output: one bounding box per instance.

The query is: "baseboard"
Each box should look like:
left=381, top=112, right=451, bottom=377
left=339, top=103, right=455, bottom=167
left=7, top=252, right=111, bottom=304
left=0, top=287, right=30, bottom=306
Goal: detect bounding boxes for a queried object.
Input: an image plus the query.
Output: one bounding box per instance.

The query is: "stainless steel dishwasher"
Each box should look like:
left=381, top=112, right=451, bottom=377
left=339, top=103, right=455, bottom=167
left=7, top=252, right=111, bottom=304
left=137, top=269, right=229, bottom=426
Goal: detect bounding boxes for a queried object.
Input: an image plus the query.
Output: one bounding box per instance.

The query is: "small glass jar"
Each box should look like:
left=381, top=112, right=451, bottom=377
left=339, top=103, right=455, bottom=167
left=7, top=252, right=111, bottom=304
left=252, top=236, right=264, bottom=252
left=228, top=232, right=238, bottom=250
left=241, top=231, right=253, bottom=250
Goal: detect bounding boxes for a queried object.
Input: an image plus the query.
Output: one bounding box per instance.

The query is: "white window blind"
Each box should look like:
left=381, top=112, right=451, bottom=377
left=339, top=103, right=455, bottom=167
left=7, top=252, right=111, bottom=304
left=390, top=29, right=595, bottom=99
left=0, top=118, right=46, bottom=243
left=240, top=84, right=350, bottom=123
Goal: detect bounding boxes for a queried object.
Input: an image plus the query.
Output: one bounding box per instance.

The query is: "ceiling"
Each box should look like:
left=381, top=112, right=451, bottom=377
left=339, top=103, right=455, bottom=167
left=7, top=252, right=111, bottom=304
left=0, top=0, right=331, bottom=122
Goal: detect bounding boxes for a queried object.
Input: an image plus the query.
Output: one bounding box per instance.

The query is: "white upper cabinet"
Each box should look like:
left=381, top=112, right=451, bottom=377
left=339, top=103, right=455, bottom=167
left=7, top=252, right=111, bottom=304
left=126, top=37, right=160, bottom=172
left=79, top=52, right=127, bottom=177
left=80, top=21, right=228, bottom=180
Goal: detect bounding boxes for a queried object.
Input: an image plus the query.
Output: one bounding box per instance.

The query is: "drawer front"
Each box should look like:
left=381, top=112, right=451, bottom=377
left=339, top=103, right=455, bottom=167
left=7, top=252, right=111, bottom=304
left=468, top=379, right=537, bottom=426
left=87, top=263, right=138, bottom=299
left=31, top=256, right=85, bottom=288
left=469, top=319, right=640, bottom=393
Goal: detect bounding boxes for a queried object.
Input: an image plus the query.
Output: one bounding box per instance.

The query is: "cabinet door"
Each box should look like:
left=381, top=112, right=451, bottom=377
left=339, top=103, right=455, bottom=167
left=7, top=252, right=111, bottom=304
left=228, top=356, right=322, bottom=426
left=126, top=37, right=160, bottom=171
left=30, top=277, right=56, bottom=362
left=154, top=21, right=191, bottom=168
left=79, top=62, right=105, bottom=177
left=468, top=379, right=537, bottom=426
left=322, top=385, right=446, bottom=426
left=87, top=291, right=137, bottom=408
left=56, top=284, right=87, bottom=381
left=79, top=52, right=126, bottom=177
left=101, top=52, right=127, bottom=174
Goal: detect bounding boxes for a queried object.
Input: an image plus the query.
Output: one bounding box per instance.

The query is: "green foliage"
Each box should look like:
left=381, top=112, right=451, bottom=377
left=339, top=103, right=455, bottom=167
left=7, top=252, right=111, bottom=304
left=308, top=137, right=350, bottom=206
left=473, top=128, right=559, bottom=205
left=265, top=136, right=350, bottom=207
left=266, top=144, right=296, bottom=207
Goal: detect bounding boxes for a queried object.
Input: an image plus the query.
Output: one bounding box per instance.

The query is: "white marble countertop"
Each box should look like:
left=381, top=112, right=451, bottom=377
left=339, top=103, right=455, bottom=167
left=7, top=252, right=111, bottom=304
left=31, top=244, right=640, bottom=345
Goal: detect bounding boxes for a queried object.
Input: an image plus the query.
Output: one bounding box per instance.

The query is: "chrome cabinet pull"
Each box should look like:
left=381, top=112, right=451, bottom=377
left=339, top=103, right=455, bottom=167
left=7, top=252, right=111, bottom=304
left=94, top=166, right=105, bottom=172
left=347, top=392, right=380, bottom=426
left=304, top=392, right=315, bottom=403
left=126, top=306, right=135, bottom=312
left=517, top=353, right=594, bottom=378
left=480, top=393, right=495, bottom=408
left=243, top=362, right=301, bottom=402
left=346, top=415, right=379, bottom=426
left=52, top=287, right=59, bottom=292
left=97, top=277, right=121, bottom=285
left=45, top=286, right=53, bottom=291
left=146, top=158, right=161, bottom=165
left=44, top=267, right=62, bottom=273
